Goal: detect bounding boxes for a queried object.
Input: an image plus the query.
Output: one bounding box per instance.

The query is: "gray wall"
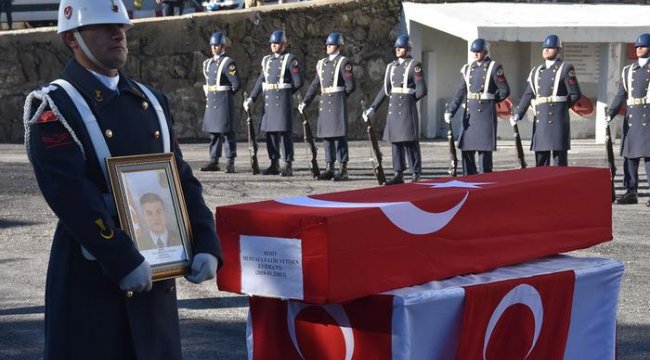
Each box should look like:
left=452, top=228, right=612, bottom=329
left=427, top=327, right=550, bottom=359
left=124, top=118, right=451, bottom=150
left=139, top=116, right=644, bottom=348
left=0, top=0, right=403, bottom=143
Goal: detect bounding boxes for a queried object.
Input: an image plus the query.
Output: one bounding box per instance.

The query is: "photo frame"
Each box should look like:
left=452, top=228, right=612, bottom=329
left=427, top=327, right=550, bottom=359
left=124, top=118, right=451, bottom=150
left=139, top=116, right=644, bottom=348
left=106, top=153, right=194, bottom=281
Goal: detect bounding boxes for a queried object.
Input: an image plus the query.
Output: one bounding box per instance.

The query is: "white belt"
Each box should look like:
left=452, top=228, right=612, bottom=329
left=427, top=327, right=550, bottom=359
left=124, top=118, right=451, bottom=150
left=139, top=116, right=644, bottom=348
left=205, top=85, right=232, bottom=92
left=391, top=88, right=416, bottom=95
left=322, top=86, right=345, bottom=94
left=535, top=95, right=568, bottom=104
left=467, top=92, right=496, bottom=100
left=627, top=97, right=649, bottom=106
left=262, top=83, right=293, bottom=91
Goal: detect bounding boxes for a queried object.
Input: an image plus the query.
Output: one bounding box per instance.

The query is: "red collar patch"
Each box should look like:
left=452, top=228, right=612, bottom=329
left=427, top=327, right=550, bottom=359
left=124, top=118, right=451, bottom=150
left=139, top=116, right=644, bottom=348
left=37, top=110, right=57, bottom=123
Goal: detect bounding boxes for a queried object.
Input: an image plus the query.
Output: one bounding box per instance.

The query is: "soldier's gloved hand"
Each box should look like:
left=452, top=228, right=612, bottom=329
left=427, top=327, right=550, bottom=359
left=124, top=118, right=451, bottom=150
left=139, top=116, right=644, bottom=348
left=243, top=98, right=252, bottom=112
left=509, top=114, right=519, bottom=127
left=606, top=115, right=613, bottom=126
left=119, top=260, right=152, bottom=292
left=362, top=108, right=375, bottom=122
left=186, top=253, right=219, bottom=284
left=444, top=112, right=452, bottom=124
left=298, top=102, right=306, bottom=114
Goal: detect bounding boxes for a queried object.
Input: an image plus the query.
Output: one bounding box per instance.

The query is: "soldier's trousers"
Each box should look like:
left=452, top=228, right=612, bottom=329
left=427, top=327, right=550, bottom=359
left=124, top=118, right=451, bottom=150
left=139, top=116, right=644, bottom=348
left=323, top=137, right=349, bottom=163
left=266, top=131, right=294, bottom=162
left=624, top=157, right=650, bottom=192
left=535, top=151, right=567, bottom=167
left=208, top=132, right=237, bottom=160
left=391, top=141, right=421, bottom=174
left=161, top=1, right=185, bottom=16
left=461, top=150, right=492, bottom=175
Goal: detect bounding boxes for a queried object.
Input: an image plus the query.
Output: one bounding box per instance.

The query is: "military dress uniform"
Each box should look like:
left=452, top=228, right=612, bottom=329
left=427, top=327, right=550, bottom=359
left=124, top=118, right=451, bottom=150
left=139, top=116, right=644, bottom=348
left=608, top=57, right=650, bottom=205
left=302, top=53, right=355, bottom=180
left=514, top=59, right=581, bottom=166
left=24, top=59, right=222, bottom=360
left=202, top=53, right=241, bottom=171
left=370, top=55, right=427, bottom=181
left=447, top=57, right=510, bottom=175
left=249, top=51, right=303, bottom=175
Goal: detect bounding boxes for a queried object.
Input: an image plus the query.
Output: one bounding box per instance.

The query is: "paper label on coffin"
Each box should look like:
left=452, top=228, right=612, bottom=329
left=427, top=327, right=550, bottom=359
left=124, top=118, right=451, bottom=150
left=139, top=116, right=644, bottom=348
left=217, top=167, right=613, bottom=303
left=247, top=256, right=623, bottom=360
left=240, top=235, right=304, bottom=299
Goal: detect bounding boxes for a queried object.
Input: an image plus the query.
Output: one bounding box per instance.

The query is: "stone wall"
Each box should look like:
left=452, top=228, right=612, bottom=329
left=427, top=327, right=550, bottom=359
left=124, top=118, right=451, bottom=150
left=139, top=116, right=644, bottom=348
left=0, top=0, right=403, bottom=142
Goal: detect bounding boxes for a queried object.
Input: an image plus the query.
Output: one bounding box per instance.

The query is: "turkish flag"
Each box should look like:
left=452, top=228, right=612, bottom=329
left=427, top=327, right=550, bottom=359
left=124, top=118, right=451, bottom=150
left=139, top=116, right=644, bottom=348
left=249, top=295, right=393, bottom=360
left=454, top=271, right=575, bottom=360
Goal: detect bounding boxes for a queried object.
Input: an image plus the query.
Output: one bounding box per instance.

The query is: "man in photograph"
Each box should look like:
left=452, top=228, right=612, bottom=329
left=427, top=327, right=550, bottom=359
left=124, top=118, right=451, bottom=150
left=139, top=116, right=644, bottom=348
left=138, top=192, right=182, bottom=251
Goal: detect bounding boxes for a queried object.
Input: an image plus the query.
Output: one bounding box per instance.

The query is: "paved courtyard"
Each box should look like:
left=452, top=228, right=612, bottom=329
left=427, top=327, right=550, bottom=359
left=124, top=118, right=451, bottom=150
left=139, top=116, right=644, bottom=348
left=0, top=139, right=648, bottom=359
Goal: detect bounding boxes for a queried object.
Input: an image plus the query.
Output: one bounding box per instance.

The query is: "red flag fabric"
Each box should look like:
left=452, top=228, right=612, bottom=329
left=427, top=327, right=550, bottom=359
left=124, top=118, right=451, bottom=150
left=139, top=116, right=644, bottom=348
left=217, top=167, right=612, bottom=303
left=455, top=271, right=575, bottom=360
left=249, top=295, right=394, bottom=360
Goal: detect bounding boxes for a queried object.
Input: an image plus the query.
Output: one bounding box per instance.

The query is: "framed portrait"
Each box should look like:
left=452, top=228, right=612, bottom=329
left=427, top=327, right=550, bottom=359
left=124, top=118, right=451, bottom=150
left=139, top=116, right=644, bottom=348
left=106, top=153, right=194, bottom=281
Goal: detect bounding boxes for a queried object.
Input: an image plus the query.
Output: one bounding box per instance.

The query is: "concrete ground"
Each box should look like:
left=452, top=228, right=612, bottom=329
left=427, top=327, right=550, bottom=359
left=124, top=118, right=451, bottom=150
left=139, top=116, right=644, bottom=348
left=0, top=139, right=648, bottom=359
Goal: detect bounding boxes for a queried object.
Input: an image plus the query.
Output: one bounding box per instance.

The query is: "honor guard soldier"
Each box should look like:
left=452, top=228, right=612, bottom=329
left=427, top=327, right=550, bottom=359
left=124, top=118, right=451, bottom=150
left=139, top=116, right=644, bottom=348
left=200, top=32, right=241, bottom=173
left=444, top=38, right=510, bottom=175
left=244, top=30, right=304, bottom=176
left=23, top=0, right=221, bottom=358
left=364, top=34, right=427, bottom=184
left=298, top=32, right=356, bottom=181
left=607, top=33, right=650, bottom=206
left=511, top=34, right=582, bottom=167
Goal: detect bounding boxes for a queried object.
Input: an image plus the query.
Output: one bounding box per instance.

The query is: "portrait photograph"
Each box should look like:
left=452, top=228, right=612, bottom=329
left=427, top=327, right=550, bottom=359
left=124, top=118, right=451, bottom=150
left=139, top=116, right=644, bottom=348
left=106, top=153, right=194, bottom=281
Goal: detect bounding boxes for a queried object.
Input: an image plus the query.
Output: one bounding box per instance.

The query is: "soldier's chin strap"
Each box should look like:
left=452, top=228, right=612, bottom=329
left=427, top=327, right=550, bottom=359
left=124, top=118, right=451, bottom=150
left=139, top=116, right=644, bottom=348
left=73, top=30, right=114, bottom=74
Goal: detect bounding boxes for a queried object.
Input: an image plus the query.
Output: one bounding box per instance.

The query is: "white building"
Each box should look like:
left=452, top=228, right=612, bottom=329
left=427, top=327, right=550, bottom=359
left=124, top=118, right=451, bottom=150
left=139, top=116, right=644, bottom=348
left=402, top=2, right=650, bottom=143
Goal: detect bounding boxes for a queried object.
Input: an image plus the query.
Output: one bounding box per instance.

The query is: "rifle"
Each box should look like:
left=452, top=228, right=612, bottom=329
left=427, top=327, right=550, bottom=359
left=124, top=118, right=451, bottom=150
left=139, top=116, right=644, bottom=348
left=243, top=92, right=260, bottom=175
left=511, top=108, right=527, bottom=169
left=445, top=107, right=458, bottom=177
left=297, top=98, right=320, bottom=178
left=604, top=106, right=617, bottom=202
left=362, top=100, right=386, bottom=185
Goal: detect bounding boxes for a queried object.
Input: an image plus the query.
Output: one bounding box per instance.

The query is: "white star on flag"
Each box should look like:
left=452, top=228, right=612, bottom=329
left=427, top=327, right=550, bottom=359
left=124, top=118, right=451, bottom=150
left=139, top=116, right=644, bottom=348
left=416, top=180, right=495, bottom=189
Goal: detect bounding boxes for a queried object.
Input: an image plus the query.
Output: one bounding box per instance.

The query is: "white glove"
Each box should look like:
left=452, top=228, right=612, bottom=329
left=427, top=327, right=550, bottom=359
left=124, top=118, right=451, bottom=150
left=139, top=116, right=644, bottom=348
left=119, top=260, right=152, bottom=292
left=509, top=114, right=519, bottom=127
left=606, top=115, right=613, bottom=126
left=243, top=98, right=252, bottom=112
left=186, top=253, right=219, bottom=284
left=362, top=108, right=375, bottom=122
left=298, top=102, right=306, bottom=114
left=444, top=112, right=452, bottom=124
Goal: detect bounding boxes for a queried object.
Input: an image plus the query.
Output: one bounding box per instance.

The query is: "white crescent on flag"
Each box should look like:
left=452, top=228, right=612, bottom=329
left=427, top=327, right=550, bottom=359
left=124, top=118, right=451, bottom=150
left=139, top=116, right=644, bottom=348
left=483, top=284, right=544, bottom=360
left=275, top=180, right=492, bottom=234
left=287, top=303, right=354, bottom=360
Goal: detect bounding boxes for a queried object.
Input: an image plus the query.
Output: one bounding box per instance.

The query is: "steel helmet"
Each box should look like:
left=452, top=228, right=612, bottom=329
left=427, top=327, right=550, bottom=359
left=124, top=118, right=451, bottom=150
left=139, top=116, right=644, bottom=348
left=542, top=34, right=562, bottom=49
left=326, top=32, right=344, bottom=46
left=470, top=38, right=487, bottom=53
left=635, top=33, right=650, bottom=47
left=269, top=30, right=287, bottom=44
left=394, top=34, right=411, bottom=48
left=210, top=32, right=230, bottom=46
left=57, top=0, right=132, bottom=34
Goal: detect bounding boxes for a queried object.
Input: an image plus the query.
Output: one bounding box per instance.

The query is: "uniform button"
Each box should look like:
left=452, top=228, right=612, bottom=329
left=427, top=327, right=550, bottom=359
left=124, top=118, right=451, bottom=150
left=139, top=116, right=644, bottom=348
left=548, top=120, right=553, bottom=124
left=549, top=112, right=553, bottom=116
left=105, top=129, right=113, bottom=138
left=478, top=109, right=482, bottom=112
left=536, top=120, right=540, bottom=123
left=142, top=101, right=149, bottom=110
left=126, top=291, right=134, bottom=298
left=328, top=109, right=332, bottom=112
left=319, top=108, right=323, bottom=111
left=398, top=103, right=402, bottom=107
left=630, top=114, right=634, bottom=118
left=167, top=285, right=175, bottom=293
left=276, top=96, right=279, bottom=99
left=265, top=96, right=269, bottom=99
left=399, top=112, right=402, bottom=115
left=399, top=96, right=403, bottom=100
left=153, top=131, right=160, bottom=140
left=389, top=111, right=392, bottom=115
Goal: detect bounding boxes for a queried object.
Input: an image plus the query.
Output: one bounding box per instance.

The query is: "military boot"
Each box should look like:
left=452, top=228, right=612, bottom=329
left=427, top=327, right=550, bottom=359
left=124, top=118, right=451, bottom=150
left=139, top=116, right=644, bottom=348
left=615, top=190, right=638, bottom=204
left=200, top=159, right=220, bottom=172
left=262, top=160, right=280, bottom=175
left=333, top=162, right=349, bottom=181
left=224, top=158, right=235, bottom=174
left=281, top=161, right=293, bottom=177
left=318, top=162, right=335, bottom=180
left=385, top=172, right=404, bottom=185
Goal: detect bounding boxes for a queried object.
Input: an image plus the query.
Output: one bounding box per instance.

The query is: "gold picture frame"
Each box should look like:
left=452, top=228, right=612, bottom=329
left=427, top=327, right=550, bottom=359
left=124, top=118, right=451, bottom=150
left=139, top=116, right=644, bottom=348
left=106, top=153, right=194, bottom=281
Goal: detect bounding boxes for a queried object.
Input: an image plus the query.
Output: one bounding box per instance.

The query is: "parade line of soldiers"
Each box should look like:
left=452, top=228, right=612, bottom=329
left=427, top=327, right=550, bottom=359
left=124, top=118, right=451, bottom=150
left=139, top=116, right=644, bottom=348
left=199, top=29, right=650, bottom=205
